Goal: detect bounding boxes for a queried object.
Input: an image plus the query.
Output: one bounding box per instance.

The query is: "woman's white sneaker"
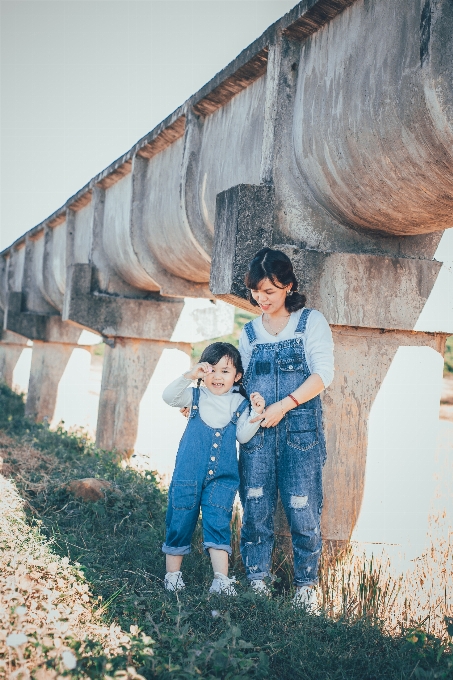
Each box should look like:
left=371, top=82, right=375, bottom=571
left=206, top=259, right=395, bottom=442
left=164, top=571, right=185, bottom=592
left=209, top=572, right=237, bottom=596
left=250, top=579, right=271, bottom=596
left=293, top=586, right=319, bottom=612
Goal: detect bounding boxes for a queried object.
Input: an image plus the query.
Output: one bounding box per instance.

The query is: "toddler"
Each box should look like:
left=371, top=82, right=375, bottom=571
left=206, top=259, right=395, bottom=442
left=162, top=342, right=265, bottom=595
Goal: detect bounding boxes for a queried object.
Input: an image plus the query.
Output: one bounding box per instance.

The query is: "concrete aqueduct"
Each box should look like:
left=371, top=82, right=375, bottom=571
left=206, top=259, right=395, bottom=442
left=1, top=0, right=453, bottom=552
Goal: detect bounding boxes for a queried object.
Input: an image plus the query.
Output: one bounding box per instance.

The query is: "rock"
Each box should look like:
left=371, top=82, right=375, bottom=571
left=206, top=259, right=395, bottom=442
left=67, top=478, right=113, bottom=502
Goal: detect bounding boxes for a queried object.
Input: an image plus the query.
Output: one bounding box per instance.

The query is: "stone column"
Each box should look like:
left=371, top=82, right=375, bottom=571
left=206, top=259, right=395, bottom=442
left=25, top=340, right=78, bottom=422
left=96, top=338, right=191, bottom=457
left=0, top=330, right=29, bottom=388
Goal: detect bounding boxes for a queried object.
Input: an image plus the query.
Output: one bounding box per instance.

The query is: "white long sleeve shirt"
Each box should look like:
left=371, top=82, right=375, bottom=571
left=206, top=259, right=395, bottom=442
left=239, top=308, right=334, bottom=388
left=162, top=375, right=262, bottom=444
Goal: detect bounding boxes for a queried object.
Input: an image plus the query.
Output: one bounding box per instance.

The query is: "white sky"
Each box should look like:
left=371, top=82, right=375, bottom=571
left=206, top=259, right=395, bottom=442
left=0, top=0, right=296, bottom=250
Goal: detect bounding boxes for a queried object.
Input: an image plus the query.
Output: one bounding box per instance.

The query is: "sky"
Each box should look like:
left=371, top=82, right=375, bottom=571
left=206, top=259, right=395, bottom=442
left=0, top=0, right=297, bottom=250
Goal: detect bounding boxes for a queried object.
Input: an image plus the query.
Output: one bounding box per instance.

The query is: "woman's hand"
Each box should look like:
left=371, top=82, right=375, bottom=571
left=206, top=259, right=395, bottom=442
left=250, top=400, right=286, bottom=428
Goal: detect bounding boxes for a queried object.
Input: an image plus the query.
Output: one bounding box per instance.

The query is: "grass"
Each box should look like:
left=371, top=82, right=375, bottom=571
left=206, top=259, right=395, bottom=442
left=445, top=336, right=453, bottom=375
left=1, top=382, right=453, bottom=679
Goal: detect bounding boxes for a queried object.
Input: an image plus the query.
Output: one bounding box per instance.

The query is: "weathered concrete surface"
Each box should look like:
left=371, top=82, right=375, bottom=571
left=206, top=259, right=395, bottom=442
left=211, top=185, right=453, bottom=334
left=25, top=341, right=77, bottom=422
left=63, top=263, right=185, bottom=340
left=292, top=0, right=453, bottom=236
left=0, top=330, right=29, bottom=388
left=96, top=338, right=191, bottom=457
left=321, top=327, right=446, bottom=545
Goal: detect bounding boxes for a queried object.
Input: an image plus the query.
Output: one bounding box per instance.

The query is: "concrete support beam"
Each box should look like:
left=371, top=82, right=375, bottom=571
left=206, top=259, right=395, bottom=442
left=0, top=330, right=29, bottom=388
left=63, top=263, right=185, bottom=340
left=96, top=338, right=191, bottom=457
left=322, top=326, right=447, bottom=547
left=25, top=341, right=77, bottom=422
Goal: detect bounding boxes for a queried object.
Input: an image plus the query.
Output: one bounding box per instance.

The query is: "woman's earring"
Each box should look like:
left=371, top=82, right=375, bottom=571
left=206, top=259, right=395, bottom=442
left=286, top=289, right=293, bottom=296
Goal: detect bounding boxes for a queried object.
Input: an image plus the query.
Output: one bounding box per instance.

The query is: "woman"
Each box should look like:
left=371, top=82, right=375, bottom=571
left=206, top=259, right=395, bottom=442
left=239, top=247, right=334, bottom=608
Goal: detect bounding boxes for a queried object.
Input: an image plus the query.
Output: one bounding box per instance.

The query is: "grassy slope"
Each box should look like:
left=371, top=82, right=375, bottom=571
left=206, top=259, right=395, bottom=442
left=1, top=384, right=453, bottom=679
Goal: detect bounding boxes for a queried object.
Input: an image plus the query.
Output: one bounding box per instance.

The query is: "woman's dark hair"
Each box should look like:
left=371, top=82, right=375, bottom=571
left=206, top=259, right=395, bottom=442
left=198, top=342, right=247, bottom=399
left=244, top=247, right=306, bottom=313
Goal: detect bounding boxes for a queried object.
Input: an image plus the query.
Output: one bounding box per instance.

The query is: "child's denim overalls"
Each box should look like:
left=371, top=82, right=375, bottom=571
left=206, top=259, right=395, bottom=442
left=239, top=309, right=327, bottom=586
left=163, top=387, right=249, bottom=556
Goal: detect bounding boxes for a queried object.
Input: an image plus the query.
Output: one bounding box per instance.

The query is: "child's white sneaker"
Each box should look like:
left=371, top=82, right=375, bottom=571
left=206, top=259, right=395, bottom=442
left=164, top=571, right=185, bottom=592
left=293, top=586, right=319, bottom=612
left=209, top=572, right=237, bottom=596
left=250, top=579, right=271, bottom=596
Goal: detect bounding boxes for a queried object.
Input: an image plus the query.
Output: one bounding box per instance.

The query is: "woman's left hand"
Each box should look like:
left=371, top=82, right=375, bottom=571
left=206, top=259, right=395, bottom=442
left=250, top=401, right=284, bottom=428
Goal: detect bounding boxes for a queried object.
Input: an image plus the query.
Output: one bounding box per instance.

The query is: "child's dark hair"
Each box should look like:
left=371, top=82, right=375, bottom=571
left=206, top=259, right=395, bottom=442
left=244, top=247, right=306, bottom=313
left=198, top=342, right=247, bottom=399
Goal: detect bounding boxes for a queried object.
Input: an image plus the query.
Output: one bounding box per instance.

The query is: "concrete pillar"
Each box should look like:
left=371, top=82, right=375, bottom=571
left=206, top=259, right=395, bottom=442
left=25, top=341, right=77, bottom=422
left=96, top=338, right=191, bottom=457
left=0, top=331, right=29, bottom=388
left=321, top=327, right=446, bottom=551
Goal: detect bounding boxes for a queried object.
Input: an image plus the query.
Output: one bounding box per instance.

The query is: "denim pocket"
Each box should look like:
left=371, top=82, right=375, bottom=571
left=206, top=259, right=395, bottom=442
left=240, top=427, right=264, bottom=453
left=172, top=481, right=197, bottom=510
left=209, top=481, right=237, bottom=511
left=286, top=409, right=318, bottom=451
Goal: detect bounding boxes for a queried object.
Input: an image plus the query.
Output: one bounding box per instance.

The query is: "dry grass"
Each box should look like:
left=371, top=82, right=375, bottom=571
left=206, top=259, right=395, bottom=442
left=0, top=435, right=151, bottom=680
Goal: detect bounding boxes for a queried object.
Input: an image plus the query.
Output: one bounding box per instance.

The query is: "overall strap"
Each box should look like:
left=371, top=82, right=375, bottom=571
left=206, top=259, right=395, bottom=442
left=189, top=386, right=200, bottom=418
left=295, top=308, right=312, bottom=335
left=244, top=320, right=257, bottom=344
left=230, top=397, right=250, bottom=425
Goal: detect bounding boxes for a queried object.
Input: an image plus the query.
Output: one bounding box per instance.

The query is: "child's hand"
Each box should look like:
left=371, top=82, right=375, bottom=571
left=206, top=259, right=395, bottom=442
left=184, top=362, right=213, bottom=382
left=180, top=407, right=190, bottom=418
left=250, top=392, right=265, bottom=415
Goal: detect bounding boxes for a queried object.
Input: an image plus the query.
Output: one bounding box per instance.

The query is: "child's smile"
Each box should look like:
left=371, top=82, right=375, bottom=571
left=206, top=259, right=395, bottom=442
left=204, top=356, right=242, bottom=395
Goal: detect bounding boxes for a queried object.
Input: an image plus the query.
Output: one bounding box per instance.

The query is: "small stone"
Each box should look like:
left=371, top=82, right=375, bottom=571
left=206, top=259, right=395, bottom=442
left=67, top=478, right=113, bottom=502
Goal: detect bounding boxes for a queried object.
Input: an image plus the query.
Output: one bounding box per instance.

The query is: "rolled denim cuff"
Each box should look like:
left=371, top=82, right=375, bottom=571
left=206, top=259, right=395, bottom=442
left=246, top=571, right=268, bottom=581
left=203, top=542, right=232, bottom=555
left=162, top=543, right=191, bottom=556
left=294, top=577, right=318, bottom=588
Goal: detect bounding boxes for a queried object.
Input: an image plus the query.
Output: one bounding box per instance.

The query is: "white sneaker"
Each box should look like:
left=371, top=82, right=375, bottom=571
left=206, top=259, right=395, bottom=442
left=209, top=572, right=237, bottom=596
left=250, top=579, right=270, bottom=596
left=293, top=586, right=319, bottom=612
left=164, top=571, right=185, bottom=592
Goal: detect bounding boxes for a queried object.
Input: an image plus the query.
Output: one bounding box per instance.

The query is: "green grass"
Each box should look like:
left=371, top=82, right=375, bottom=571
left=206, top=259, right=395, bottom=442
left=1, top=382, right=453, bottom=679
left=445, top=336, right=453, bottom=375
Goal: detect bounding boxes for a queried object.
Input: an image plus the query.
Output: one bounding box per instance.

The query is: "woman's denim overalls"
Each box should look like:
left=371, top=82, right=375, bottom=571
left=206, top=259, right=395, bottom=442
left=239, top=309, right=327, bottom=587
left=163, top=387, right=249, bottom=556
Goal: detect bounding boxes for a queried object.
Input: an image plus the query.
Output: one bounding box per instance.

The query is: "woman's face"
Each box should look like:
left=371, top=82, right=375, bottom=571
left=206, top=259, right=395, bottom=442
left=250, top=277, right=291, bottom=315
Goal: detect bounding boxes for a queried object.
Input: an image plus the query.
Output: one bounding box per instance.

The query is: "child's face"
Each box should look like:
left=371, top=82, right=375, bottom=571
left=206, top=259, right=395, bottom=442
left=203, top=356, right=242, bottom=395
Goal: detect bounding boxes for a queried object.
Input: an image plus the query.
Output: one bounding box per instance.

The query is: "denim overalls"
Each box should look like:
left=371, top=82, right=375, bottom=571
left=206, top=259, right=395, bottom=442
left=163, top=387, right=249, bottom=556
left=239, top=309, right=327, bottom=587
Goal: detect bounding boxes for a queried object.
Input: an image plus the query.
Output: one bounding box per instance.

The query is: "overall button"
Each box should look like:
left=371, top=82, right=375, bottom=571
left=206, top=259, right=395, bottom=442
left=211, top=456, right=215, bottom=461
left=193, top=405, right=198, bottom=409
left=213, top=443, right=218, bottom=448
left=215, top=432, right=220, bottom=437
left=208, top=470, right=214, bottom=475
left=288, top=365, right=293, bottom=369
left=236, top=412, right=240, bottom=417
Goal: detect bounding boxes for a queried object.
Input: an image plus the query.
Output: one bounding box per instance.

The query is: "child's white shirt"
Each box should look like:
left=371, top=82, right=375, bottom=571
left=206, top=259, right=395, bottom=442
left=239, top=308, right=334, bottom=388
left=162, top=375, right=262, bottom=444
